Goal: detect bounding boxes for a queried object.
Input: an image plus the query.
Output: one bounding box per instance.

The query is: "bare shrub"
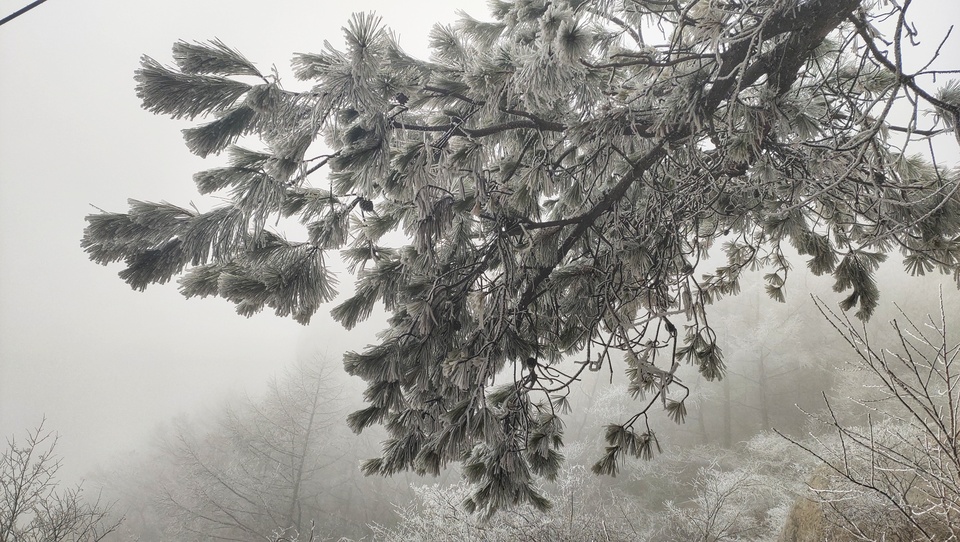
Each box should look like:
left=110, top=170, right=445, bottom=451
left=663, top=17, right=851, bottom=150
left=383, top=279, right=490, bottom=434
left=1, top=420, right=121, bottom=541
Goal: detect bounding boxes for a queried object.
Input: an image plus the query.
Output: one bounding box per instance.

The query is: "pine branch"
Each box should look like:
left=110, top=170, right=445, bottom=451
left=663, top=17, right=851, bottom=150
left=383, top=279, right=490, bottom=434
left=136, top=57, right=251, bottom=120
left=172, top=38, right=263, bottom=78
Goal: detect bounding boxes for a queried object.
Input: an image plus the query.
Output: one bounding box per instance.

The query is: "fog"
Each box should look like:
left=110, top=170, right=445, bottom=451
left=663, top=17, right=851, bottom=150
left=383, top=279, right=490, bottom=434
left=2, top=0, right=960, bottom=540
left=0, top=0, right=488, bottom=486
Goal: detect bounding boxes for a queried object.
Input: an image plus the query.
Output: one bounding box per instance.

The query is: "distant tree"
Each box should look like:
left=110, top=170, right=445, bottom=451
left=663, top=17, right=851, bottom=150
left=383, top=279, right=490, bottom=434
left=86, top=450, right=165, bottom=542
left=0, top=421, right=121, bottom=542
left=697, top=285, right=839, bottom=446
left=151, top=359, right=355, bottom=541
left=82, top=0, right=960, bottom=513
left=91, top=358, right=417, bottom=541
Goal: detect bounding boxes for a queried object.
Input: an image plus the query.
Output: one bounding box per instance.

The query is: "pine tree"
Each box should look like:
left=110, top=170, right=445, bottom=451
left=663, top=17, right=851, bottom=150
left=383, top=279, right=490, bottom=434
left=82, top=0, right=960, bottom=514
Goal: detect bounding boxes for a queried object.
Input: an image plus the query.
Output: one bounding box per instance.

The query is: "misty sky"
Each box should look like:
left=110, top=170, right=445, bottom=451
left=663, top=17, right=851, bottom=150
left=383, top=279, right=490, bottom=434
left=0, top=0, right=488, bottom=484
left=2, top=0, right=959, bottom=488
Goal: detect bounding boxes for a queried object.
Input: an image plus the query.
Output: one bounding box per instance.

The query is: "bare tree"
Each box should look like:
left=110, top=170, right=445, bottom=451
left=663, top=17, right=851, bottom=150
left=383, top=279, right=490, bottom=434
left=0, top=420, right=121, bottom=542
left=151, top=357, right=404, bottom=541
left=783, top=290, right=960, bottom=540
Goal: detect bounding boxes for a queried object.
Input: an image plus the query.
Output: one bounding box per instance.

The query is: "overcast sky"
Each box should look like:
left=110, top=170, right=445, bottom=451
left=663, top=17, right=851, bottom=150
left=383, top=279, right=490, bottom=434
left=0, top=0, right=488, bottom=484
left=1, top=0, right=959, bottom=487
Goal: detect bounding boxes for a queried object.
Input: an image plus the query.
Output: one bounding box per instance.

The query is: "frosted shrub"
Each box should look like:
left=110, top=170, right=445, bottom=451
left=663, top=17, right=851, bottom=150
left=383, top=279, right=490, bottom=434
left=373, top=465, right=644, bottom=541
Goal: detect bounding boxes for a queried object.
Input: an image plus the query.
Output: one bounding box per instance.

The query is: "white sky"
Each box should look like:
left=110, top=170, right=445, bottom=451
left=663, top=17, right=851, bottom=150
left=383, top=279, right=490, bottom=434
left=0, top=0, right=487, bottom=484
left=1, top=0, right=958, bottom=486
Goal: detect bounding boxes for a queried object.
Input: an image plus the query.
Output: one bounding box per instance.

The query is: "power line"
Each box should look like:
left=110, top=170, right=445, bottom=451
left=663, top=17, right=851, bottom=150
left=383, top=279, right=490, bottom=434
left=0, top=0, right=51, bottom=27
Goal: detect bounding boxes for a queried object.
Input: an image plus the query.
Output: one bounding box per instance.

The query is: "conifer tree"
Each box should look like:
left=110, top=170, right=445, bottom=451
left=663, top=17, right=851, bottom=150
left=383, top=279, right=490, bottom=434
left=83, top=0, right=960, bottom=514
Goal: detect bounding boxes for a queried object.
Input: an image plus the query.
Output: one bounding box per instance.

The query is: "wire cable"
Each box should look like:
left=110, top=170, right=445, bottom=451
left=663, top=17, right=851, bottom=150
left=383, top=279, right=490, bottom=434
left=0, top=0, right=51, bottom=27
